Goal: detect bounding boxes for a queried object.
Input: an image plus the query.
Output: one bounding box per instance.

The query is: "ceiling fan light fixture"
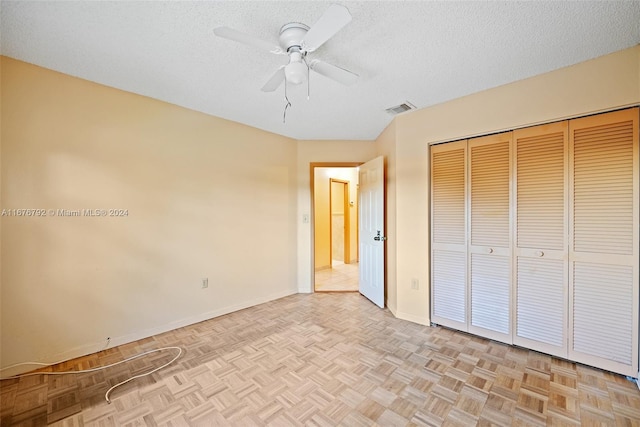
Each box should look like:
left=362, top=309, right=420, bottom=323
left=285, top=51, right=306, bottom=85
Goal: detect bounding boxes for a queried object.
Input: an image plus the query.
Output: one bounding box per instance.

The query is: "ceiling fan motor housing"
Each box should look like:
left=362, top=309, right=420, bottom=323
left=279, top=23, right=310, bottom=52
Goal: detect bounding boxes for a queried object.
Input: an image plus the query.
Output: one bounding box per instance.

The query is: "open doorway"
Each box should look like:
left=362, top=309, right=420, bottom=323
left=311, top=164, right=360, bottom=292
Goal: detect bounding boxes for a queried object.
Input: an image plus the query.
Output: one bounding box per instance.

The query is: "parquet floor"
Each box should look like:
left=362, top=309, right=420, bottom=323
left=314, top=263, right=358, bottom=292
left=1, top=293, right=639, bottom=426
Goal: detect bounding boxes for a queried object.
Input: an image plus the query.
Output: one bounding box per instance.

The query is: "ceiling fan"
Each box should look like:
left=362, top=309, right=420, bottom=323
left=214, top=4, right=358, bottom=92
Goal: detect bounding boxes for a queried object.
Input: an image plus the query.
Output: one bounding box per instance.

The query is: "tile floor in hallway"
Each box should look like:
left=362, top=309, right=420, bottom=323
left=314, top=262, right=359, bottom=292
left=1, top=292, right=640, bottom=426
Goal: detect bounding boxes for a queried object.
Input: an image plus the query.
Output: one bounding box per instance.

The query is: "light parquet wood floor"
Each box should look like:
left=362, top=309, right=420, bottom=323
left=2, top=293, right=639, bottom=426
left=315, top=263, right=359, bottom=292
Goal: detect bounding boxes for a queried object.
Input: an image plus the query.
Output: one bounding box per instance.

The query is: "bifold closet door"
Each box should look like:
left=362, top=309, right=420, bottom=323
left=513, top=122, right=568, bottom=358
left=469, top=133, right=512, bottom=343
left=568, top=108, right=639, bottom=377
left=431, top=141, right=467, bottom=330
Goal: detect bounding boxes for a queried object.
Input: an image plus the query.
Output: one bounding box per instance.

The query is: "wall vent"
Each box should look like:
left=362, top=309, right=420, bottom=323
left=385, top=101, right=416, bottom=115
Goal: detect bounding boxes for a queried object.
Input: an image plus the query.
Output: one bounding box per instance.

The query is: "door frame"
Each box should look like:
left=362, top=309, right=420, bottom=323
left=311, top=162, right=362, bottom=292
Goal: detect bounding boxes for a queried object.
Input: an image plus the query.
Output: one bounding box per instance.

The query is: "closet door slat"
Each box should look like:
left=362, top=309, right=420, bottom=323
left=470, top=140, right=510, bottom=248
left=517, top=257, right=565, bottom=347
left=516, top=128, right=566, bottom=250
left=573, top=262, right=634, bottom=365
left=432, top=251, right=466, bottom=324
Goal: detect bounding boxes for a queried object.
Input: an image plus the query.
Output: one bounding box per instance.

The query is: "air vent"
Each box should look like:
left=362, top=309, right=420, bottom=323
left=385, top=102, right=416, bottom=115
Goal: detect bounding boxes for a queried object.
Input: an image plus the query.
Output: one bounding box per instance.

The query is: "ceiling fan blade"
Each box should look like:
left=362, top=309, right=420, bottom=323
left=214, top=27, right=284, bottom=54
left=261, top=67, right=286, bottom=92
left=309, top=60, right=358, bottom=86
left=301, top=4, right=352, bottom=52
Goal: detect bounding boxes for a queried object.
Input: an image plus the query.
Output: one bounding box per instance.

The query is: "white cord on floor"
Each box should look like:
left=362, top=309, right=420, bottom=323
left=0, top=346, right=183, bottom=403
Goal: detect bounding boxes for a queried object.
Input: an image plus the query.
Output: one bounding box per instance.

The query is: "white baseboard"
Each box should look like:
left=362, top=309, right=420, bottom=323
left=395, top=310, right=431, bottom=326
left=387, top=302, right=397, bottom=317
left=298, top=285, right=312, bottom=293
left=1, top=289, right=297, bottom=377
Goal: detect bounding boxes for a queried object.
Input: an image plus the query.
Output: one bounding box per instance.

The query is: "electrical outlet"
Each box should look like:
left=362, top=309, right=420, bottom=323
left=201, top=278, right=208, bottom=289
left=411, top=278, right=419, bottom=290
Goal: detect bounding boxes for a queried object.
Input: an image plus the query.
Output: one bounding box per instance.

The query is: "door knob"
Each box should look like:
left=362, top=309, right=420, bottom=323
left=374, top=230, right=387, bottom=241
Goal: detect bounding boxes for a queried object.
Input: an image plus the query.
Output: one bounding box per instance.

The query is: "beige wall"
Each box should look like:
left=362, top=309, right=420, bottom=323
left=1, top=57, right=299, bottom=372
left=297, top=141, right=377, bottom=293
left=389, top=45, right=640, bottom=326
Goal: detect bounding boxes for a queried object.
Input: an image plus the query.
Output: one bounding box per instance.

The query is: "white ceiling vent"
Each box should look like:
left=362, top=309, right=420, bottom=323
left=385, top=102, right=416, bottom=115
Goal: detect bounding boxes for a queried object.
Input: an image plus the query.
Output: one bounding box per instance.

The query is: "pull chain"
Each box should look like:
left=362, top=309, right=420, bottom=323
left=283, top=80, right=291, bottom=123
left=305, top=57, right=310, bottom=100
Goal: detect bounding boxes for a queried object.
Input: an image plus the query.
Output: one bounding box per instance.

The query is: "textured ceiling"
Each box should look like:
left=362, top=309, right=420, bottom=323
left=2, top=1, right=639, bottom=140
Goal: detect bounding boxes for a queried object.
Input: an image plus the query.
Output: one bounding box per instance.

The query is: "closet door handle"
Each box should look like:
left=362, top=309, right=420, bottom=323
left=536, top=251, right=544, bottom=257
left=487, top=248, right=494, bottom=254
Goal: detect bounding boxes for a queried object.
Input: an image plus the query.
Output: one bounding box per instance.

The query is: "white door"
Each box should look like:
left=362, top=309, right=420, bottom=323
left=468, top=133, right=512, bottom=344
left=359, top=156, right=385, bottom=307
left=431, top=141, right=468, bottom=330
left=568, top=108, right=638, bottom=377
left=513, top=122, right=568, bottom=359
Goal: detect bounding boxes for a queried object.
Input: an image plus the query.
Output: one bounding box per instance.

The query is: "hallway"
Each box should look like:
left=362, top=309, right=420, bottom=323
left=314, top=262, right=358, bottom=292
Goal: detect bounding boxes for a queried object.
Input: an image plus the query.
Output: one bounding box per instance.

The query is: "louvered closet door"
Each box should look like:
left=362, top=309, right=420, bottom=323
left=431, top=141, right=467, bottom=330
left=469, top=133, right=512, bottom=343
left=568, top=108, right=639, bottom=377
left=513, top=122, right=568, bottom=358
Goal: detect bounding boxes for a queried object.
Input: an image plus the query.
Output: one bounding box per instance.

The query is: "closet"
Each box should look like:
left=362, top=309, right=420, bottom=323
left=430, top=108, right=639, bottom=377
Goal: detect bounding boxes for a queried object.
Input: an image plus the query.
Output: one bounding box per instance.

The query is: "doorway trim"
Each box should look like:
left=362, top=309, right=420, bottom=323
left=310, top=162, right=362, bottom=292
